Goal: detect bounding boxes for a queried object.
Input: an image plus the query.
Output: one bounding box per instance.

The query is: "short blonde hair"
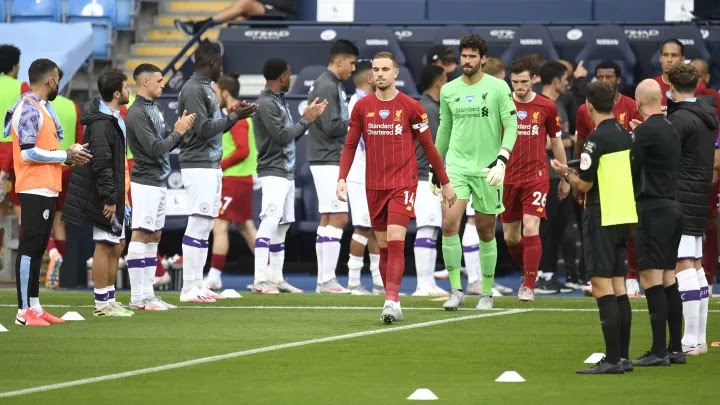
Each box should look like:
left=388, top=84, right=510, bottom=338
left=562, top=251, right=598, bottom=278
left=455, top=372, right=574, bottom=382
left=483, top=57, right=506, bottom=77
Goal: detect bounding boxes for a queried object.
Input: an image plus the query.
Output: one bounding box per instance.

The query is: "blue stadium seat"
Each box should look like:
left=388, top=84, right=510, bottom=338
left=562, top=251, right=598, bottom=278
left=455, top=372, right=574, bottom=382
left=650, top=25, right=712, bottom=76
left=114, top=0, right=135, bottom=29
left=355, top=26, right=406, bottom=66
left=66, top=0, right=116, bottom=58
left=288, top=65, right=326, bottom=96
left=426, top=0, right=592, bottom=22
left=396, top=66, right=419, bottom=97
left=500, top=25, right=559, bottom=67
left=575, top=25, right=637, bottom=86
left=354, top=0, right=424, bottom=22
left=11, top=0, right=61, bottom=22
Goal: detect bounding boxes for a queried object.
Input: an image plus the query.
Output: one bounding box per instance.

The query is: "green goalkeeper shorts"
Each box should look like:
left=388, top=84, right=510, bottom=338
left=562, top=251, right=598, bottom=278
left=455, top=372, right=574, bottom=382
left=448, top=171, right=504, bottom=215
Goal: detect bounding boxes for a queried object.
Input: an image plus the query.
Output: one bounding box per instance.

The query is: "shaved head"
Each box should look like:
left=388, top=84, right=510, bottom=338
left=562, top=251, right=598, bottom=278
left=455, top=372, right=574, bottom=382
left=689, top=58, right=710, bottom=84
left=635, top=79, right=662, bottom=106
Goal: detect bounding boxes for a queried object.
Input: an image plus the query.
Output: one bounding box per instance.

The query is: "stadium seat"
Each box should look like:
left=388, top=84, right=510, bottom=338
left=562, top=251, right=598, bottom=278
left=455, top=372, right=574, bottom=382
left=66, top=0, right=116, bottom=59
left=575, top=25, right=637, bottom=87
left=396, top=66, right=420, bottom=97
left=500, top=25, right=560, bottom=67
left=10, top=0, right=61, bottom=22
left=354, top=25, right=407, bottom=66
left=426, top=0, right=593, bottom=22
left=1, top=1, right=5, bottom=22
left=288, top=65, right=327, bottom=96
left=354, top=0, right=424, bottom=22
left=114, top=0, right=135, bottom=29
left=650, top=25, right=712, bottom=76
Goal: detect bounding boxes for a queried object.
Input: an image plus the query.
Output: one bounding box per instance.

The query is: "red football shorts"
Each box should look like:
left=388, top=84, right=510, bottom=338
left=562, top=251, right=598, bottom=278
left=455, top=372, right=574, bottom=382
left=218, top=176, right=253, bottom=223
left=500, top=178, right=550, bottom=223
left=366, top=184, right=417, bottom=231
left=55, top=166, right=74, bottom=211
left=708, top=180, right=719, bottom=218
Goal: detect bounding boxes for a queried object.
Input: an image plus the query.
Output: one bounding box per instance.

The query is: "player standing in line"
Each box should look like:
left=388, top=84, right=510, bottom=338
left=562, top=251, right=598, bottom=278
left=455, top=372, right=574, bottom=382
left=252, top=58, right=327, bottom=294
left=204, top=73, right=259, bottom=291
left=666, top=64, right=717, bottom=355
left=574, top=60, right=642, bottom=297
left=63, top=70, right=133, bottom=317
left=502, top=57, right=568, bottom=302
left=307, top=39, right=358, bottom=294
left=345, top=61, right=384, bottom=295
left=337, top=51, right=456, bottom=324
left=126, top=63, right=193, bottom=310
left=177, top=43, right=258, bottom=303
left=435, top=34, right=518, bottom=311
left=412, top=64, right=450, bottom=297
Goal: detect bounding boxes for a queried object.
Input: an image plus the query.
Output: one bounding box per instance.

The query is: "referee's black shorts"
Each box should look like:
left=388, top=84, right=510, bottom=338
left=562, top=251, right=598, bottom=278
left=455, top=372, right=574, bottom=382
left=583, top=206, right=629, bottom=278
left=635, top=198, right=683, bottom=271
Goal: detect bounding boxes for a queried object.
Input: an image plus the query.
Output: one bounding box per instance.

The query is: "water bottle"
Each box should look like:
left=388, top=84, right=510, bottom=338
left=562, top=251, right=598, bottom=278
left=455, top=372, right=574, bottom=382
left=110, top=215, right=123, bottom=235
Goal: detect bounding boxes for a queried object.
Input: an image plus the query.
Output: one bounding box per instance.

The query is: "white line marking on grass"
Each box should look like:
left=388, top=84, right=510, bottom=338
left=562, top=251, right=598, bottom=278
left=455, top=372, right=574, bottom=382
left=1, top=303, right=718, bottom=313
left=0, top=309, right=528, bottom=398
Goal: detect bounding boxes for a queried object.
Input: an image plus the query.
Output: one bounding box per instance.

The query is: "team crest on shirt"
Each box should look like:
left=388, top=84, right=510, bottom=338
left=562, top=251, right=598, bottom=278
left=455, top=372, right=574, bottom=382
left=466, top=95, right=474, bottom=103
left=532, top=111, right=540, bottom=123
left=395, top=109, right=403, bottom=121
left=518, top=111, right=527, bottom=120
left=481, top=92, right=488, bottom=101
left=618, top=112, right=626, bottom=125
left=379, top=109, right=390, bottom=119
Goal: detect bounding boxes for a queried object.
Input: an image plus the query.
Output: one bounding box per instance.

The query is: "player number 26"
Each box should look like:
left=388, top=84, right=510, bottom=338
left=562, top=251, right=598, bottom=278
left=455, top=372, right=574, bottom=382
left=404, top=191, right=415, bottom=207
left=531, top=191, right=547, bottom=207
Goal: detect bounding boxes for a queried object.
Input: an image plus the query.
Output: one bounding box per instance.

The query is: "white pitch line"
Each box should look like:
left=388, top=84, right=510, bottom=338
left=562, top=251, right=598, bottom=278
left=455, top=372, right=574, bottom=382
left=0, top=309, right=528, bottom=398
left=0, top=303, right=718, bottom=313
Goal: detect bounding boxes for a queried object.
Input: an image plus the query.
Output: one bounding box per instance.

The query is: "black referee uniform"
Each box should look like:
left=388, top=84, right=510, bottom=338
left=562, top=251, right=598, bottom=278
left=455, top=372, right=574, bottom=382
left=575, top=118, right=636, bottom=374
left=631, top=113, right=684, bottom=365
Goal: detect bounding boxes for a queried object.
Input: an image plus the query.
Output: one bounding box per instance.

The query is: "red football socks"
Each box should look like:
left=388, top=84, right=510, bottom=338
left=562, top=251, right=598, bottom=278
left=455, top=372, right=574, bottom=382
left=523, top=235, right=542, bottom=291
left=385, top=241, right=405, bottom=302
left=508, top=239, right=525, bottom=269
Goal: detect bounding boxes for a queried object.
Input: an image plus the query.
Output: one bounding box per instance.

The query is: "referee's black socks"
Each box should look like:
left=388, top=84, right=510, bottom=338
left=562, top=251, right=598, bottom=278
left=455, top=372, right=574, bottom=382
left=665, top=282, right=684, bottom=352
left=616, top=294, right=632, bottom=360
left=597, top=294, right=622, bottom=364
left=644, top=285, right=668, bottom=357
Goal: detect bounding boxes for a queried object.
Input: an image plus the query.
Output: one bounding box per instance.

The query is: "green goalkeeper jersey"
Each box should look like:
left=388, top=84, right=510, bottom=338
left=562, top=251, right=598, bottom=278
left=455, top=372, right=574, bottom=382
left=435, top=74, right=518, bottom=175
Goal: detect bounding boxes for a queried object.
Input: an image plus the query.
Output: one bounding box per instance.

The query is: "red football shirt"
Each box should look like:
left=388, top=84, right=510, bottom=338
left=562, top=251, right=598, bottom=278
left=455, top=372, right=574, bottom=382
left=339, top=91, right=449, bottom=190
left=576, top=94, right=640, bottom=139
left=505, top=94, right=561, bottom=184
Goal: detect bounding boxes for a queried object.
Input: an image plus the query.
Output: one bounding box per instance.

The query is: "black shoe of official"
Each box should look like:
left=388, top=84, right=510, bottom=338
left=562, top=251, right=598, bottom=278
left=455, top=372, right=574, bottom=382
left=668, top=350, right=687, bottom=364
left=632, top=351, right=671, bottom=367
left=535, top=277, right=560, bottom=294
left=621, top=358, right=634, bottom=372
left=576, top=358, right=625, bottom=375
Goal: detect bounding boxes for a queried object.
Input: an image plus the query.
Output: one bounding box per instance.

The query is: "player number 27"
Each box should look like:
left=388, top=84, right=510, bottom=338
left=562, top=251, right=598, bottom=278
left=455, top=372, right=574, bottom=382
left=404, top=191, right=415, bottom=207
left=532, top=191, right=547, bottom=207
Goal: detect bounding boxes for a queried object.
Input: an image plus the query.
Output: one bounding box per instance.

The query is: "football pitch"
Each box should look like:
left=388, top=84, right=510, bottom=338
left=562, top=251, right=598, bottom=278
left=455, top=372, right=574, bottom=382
left=0, top=290, right=718, bottom=404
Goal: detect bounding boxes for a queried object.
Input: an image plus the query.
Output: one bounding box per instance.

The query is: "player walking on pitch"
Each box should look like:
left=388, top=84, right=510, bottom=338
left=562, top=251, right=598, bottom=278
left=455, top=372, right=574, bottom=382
left=503, top=57, right=568, bottom=302
left=337, top=51, right=456, bottom=324
left=435, top=34, right=518, bottom=310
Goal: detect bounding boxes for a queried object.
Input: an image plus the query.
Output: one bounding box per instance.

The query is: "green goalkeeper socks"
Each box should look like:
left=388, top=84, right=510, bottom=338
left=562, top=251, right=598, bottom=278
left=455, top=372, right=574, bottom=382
left=442, top=235, right=463, bottom=290
left=480, top=238, right=497, bottom=295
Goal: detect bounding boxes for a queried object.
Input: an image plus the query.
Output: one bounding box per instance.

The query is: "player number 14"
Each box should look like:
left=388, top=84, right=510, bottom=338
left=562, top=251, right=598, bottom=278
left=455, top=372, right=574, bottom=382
left=404, top=191, right=415, bottom=207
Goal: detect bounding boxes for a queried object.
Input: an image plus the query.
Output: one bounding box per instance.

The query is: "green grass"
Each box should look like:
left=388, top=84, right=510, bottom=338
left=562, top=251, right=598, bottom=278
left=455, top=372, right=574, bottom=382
left=0, top=290, right=718, bottom=404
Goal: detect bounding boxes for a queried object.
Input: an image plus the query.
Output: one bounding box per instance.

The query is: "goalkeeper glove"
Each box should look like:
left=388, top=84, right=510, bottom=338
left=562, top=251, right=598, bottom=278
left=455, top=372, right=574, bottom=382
left=482, top=149, right=510, bottom=186
left=429, top=165, right=442, bottom=196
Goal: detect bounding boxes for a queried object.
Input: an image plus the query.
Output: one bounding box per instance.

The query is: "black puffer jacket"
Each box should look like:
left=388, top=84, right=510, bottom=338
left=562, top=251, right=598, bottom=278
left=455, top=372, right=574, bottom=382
left=62, top=98, right=126, bottom=235
left=668, top=95, right=719, bottom=236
